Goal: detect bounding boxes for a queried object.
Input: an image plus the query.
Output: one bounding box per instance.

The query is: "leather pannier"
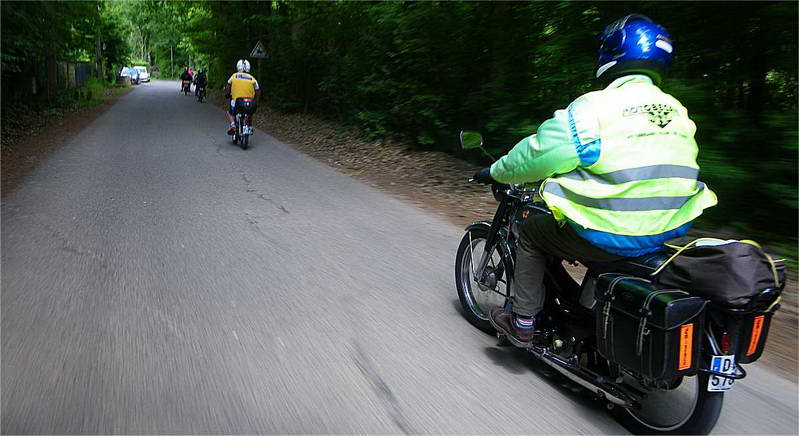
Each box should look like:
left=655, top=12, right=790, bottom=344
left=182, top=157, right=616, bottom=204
left=736, top=310, right=774, bottom=363
left=708, top=293, right=780, bottom=365
left=594, top=273, right=708, bottom=380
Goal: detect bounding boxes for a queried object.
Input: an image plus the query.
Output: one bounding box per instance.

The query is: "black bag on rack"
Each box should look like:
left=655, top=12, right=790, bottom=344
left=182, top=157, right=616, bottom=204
left=651, top=238, right=785, bottom=309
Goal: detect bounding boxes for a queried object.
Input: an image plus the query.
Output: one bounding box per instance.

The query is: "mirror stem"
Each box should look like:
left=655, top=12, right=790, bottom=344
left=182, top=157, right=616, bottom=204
left=480, top=147, right=497, bottom=163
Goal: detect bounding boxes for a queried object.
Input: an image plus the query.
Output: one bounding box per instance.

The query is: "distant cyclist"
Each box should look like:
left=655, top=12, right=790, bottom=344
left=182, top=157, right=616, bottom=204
left=224, top=59, right=260, bottom=135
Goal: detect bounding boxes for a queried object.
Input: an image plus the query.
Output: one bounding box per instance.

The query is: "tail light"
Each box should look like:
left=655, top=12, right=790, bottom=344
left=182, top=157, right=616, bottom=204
left=721, top=332, right=731, bottom=354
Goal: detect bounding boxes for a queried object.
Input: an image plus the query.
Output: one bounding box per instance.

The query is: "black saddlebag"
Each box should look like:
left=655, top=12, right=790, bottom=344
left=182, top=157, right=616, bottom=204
left=708, top=287, right=781, bottom=364
left=735, top=310, right=774, bottom=363
left=594, top=274, right=708, bottom=380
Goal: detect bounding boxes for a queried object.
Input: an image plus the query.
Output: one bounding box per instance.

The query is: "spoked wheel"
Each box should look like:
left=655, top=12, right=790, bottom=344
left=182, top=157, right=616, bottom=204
left=613, top=371, right=723, bottom=435
left=455, top=225, right=513, bottom=333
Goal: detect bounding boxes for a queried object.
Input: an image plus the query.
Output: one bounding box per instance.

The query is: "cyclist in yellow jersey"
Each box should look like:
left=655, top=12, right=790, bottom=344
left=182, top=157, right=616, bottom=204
left=224, top=59, right=261, bottom=135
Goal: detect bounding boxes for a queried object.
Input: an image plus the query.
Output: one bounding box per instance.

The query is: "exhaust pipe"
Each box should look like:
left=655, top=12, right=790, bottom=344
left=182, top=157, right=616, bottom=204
left=529, top=347, right=635, bottom=408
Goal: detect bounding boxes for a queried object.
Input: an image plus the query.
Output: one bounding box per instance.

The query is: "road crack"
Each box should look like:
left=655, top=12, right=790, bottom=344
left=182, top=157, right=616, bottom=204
left=257, top=194, right=290, bottom=214
left=244, top=213, right=286, bottom=250
left=232, top=163, right=290, bottom=214
left=350, top=341, right=414, bottom=434
left=36, top=218, right=110, bottom=270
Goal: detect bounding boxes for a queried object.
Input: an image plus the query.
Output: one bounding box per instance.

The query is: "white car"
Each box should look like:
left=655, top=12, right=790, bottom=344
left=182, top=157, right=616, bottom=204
left=133, top=66, right=150, bottom=82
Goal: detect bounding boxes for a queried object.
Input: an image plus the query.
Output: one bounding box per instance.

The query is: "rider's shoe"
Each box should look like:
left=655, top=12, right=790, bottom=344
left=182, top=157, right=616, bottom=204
left=227, top=127, right=235, bottom=136
left=489, top=308, right=534, bottom=348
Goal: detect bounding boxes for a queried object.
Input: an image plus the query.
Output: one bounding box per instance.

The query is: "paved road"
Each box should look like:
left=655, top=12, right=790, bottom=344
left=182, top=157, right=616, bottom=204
left=2, top=81, right=797, bottom=434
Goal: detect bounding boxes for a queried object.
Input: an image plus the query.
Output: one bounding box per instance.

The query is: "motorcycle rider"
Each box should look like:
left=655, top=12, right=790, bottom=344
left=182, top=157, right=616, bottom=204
left=195, top=68, right=208, bottom=97
left=224, top=59, right=260, bottom=135
left=179, top=67, right=192, bottom=92
left=473, top=14, right=718, bottom=347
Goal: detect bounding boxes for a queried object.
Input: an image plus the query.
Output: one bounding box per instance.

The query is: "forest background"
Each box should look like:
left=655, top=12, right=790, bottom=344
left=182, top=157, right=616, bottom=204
left=2, top=0, right=796, bottom=257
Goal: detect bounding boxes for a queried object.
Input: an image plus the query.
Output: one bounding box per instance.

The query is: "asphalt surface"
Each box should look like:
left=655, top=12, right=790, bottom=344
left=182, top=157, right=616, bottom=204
left=2, top=80, right=797, bottom=434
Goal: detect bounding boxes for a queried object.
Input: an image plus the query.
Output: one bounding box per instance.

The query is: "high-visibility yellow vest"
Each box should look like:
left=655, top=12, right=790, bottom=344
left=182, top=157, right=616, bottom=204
left=540, top=79, right=717, bottom=237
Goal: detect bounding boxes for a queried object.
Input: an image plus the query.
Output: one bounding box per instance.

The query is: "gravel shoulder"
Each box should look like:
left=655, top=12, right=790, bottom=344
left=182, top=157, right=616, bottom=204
left=216, top=92, right=797, bottom=384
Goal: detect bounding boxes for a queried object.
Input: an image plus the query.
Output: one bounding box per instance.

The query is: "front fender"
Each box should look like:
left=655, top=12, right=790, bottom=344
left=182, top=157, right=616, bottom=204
left=464, top=220, right=493, bottom=233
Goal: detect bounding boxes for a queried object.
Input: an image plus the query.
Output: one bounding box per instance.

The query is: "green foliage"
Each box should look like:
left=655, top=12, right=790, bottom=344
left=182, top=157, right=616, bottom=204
left=1, top=1, right=99, bottom=70
left=1, top=1, right=133, bottom=94
left=83, top=77, right=105, bottom=104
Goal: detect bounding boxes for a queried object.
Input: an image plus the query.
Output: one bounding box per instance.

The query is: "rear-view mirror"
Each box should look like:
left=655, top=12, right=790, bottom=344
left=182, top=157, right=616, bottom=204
left=460, top=130, right=483, bottom=150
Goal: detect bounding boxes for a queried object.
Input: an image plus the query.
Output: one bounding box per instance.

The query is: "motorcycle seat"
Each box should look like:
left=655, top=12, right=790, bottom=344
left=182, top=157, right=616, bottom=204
left=589, top=250, right=673, bottom=278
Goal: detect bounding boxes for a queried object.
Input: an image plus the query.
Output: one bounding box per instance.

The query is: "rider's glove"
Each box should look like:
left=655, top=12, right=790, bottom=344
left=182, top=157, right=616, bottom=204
left=472, top=167, right=494, bottom=184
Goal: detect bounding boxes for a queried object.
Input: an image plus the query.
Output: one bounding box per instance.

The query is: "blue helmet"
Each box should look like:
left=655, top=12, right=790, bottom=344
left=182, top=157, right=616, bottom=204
left=595, top=14, right=673, bottom=85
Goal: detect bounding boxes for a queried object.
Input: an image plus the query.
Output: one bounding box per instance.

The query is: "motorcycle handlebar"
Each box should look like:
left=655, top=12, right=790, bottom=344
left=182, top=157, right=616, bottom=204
left=468, top=177, right=509, bottom=190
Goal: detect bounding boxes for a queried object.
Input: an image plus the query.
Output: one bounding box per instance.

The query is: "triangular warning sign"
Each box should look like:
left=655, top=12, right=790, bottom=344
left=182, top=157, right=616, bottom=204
left=250, top=41, right=268, bottom=59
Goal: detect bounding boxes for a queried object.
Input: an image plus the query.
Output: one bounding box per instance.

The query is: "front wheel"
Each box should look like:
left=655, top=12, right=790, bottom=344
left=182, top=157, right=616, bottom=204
left=455, top=225, right=513, bottom=333
left=612, top=371, right=723, bottom=435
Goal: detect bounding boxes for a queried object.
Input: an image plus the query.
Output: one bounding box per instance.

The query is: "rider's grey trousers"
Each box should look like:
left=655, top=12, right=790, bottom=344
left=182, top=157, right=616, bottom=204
left=513, top=214, right=624, bottom=317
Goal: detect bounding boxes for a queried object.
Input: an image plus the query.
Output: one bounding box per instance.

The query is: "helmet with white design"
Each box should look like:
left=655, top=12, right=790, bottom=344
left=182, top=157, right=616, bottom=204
left=595, top=14, right=673, bottom=85
left=236, top=59, right=251, bottom=73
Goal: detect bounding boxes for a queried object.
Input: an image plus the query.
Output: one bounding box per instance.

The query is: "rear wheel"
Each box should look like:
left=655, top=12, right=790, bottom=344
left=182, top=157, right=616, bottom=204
left=241, top=134, right=249, bottom=150
left=613, top=371, right=723, bottom=434
left=455, top=225, right=513, bottom=333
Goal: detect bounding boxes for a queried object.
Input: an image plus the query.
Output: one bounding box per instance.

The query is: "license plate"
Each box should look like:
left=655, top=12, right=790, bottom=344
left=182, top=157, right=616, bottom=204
left=707, top=355, right=736, bottom=392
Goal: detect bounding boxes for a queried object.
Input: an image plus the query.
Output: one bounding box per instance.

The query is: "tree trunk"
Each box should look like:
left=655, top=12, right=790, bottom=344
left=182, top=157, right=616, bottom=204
left=47, top=51, right=58, bottom=103
left=95, top=34, right=103, bottom=81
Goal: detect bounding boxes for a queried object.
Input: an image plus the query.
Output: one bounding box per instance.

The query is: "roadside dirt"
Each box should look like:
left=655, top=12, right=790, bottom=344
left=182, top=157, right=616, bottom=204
left=1, top=87, right=132, bottom=197
left=210, top=91, right=797, bottom=383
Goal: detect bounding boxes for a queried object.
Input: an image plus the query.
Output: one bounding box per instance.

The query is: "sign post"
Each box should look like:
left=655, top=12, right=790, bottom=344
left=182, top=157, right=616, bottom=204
left=250, top=40, right=268, bottom=84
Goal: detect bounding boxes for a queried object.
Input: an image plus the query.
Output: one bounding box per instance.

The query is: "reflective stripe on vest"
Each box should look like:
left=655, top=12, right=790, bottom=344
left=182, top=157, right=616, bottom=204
left=559, top=164, right=699, bottom=185
left=543, top=180, right=706, bottom=211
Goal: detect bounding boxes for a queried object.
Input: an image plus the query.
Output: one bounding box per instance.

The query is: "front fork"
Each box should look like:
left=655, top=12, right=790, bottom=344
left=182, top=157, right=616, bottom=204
left=472, top=195, right=511, bottom=283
